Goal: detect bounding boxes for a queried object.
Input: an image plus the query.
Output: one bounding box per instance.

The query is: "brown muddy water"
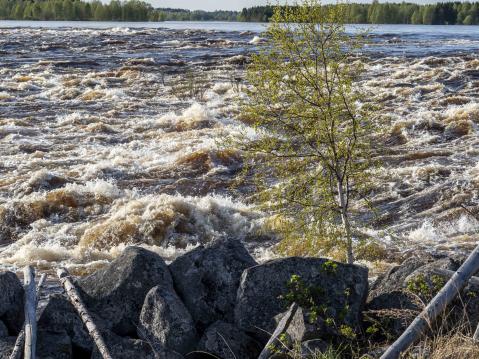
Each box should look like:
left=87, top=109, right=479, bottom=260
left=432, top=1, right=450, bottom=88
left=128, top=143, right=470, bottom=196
left=1, top=22, right=479, bottom=274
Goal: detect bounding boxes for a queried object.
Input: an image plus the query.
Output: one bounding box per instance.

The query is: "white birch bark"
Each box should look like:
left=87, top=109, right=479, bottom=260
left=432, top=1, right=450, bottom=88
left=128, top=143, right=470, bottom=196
left=56, top=268, right=113, bottom=359
left=10, top=273, right=46, bottom=359
left=23, top=266, right=37, bottom=359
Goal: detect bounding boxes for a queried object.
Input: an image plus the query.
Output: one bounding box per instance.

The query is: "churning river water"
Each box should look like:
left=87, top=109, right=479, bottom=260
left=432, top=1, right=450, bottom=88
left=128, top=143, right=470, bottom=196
left=2, top=21, right=479, bottom=273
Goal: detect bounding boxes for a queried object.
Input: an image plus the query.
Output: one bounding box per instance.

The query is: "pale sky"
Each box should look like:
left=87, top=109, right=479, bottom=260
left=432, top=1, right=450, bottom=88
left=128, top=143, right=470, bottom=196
left=150, top=0, right=284, bottom=11
left=150, top=0, right=436, bottom=11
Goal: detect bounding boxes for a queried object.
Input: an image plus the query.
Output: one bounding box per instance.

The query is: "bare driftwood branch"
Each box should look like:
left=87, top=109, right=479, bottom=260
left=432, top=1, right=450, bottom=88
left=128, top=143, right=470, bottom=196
left=458, top=206, right=479, bottom=342
left=10, top=273, right=46, bottom=359
left=258, top=302, right=298, bottom=359
left=23, top=266, right=37, bottom=359
left=474, top=320, right=479, bottom=342
left=56, top=268, right=113, bottom=359
left=381, top=243, right=479, bottom=359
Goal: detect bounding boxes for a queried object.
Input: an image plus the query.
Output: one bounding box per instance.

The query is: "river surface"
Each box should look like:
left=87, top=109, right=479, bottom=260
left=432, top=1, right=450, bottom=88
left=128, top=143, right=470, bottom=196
left=1, top=21, right=479, bottom=273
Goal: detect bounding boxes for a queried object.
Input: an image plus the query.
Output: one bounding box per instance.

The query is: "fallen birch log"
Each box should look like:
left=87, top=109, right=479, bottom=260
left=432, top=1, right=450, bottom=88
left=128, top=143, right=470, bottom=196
left=23, top=267, right=37, bottom=359
left=458, top=205, right=479, bottom=342
left=56, top=268, right=113, bottom=359
left=381, top=243, right=479, bottom=359
left=10, top=273, right=47, bottom=359
left=474, top=321, right=479, bottom=342
left=258, top=303, right=298, bottom=359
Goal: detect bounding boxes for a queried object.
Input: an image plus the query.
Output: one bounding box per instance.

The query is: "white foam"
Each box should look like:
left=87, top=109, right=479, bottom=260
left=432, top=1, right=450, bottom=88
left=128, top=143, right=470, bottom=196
left=408, top=215, right=479, bottom=244
left=249, top=36, right=265, bottom=44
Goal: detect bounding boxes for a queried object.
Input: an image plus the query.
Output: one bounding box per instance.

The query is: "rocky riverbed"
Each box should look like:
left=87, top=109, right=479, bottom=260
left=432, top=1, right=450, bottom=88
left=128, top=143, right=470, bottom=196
left=0, top=238, right=478, bottom=358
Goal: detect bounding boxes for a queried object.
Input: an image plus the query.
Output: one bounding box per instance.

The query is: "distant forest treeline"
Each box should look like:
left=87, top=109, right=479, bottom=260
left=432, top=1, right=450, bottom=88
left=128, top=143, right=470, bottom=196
left=2, top=0, right=479, bottom=25
left=239, top=2, right=479, bottom=25
left=0, top=0, right=237, bottom=21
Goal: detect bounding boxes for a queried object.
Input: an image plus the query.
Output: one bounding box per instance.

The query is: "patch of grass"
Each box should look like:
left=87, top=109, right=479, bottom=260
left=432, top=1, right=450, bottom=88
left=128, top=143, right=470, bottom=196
left=427, top=333, right=479, bottom=359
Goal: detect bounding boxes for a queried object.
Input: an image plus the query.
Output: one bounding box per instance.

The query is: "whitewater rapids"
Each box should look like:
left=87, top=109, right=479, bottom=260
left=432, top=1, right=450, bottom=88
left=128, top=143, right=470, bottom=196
left=1, top=24, right=479, bottom=273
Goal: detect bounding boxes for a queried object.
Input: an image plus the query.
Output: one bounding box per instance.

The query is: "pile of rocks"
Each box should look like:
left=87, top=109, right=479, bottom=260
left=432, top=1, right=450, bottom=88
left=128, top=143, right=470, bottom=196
left=0, top=238, right=477, bottom=358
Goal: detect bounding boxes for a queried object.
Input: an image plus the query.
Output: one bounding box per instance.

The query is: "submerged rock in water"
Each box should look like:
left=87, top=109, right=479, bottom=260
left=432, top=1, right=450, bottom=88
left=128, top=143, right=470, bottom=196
left=235, top=257, right=369, bottom=343
left=196, top=321, right=261, bottom=359
left=78, top=246, right=173, bottom=336
left=0, top=271, right=24, bottom=335
left=444, top=120, right=472, bottom=139
left=15, top=169, right=72, bottom=196
left=138, top=285, right=197, bottom=355
left=169, top=237, right=257, bottom=330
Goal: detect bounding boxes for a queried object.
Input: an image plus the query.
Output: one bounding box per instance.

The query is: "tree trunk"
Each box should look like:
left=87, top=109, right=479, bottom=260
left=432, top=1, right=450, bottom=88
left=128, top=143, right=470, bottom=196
left=381, top=243, right=479, bottom=359
left=23, top=266, right=37, bottom=359
left=56, top=268, right=113, bottom=359
left=258, top=303, right=298, bottom=359
left=10, top=273, right=46, bottom=359
left=338, top=183, right=353, bottom=264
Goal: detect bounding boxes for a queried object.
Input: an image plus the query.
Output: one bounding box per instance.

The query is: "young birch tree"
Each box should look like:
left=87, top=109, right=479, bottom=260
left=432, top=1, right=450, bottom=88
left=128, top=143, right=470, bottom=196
left=240, top=0, right=374, bottom=264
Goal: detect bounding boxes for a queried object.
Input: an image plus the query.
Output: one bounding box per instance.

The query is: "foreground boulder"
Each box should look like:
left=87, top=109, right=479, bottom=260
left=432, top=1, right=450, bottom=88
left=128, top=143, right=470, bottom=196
left=0, top=321, right=8, bottom=338
left=78, top=246, right=173, bottom=336
left=365, top=254, right=478, bottom=340
left=37, top=330, right=72, bottom=359
left=368, top=255, right=446, bottom=299
left=0, top=271, right=24, bottom=334
left=0, top=336, right=15, bottom=359
left=365, top=290, right=421, bottom=339
left=139, top=285, right=197, bottom=355
left=285, top=306, right=343, bottom=343
left=196, top=321, right=261, bottom=359
left=170, top=237, right=257, bottom=330
left=235, top=257, right=368, bottom=343
left=91, top=331, right=160, bottom=359
left=37, top=294, right=93, bottom=353
left=300, top=339, right=329, bottom=356
left=365, top=257, right=430, bottom=339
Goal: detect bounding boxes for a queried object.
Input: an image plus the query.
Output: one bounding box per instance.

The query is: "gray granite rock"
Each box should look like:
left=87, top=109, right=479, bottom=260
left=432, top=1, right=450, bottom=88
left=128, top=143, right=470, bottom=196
left=170, top=237, right=256, bottom=330
left=78, top=246, right=173, bottom=336
left=139, top=285, right=197, bottom=355
left=0, top=271, right=24, bottom=334
left=235, top=257, right=368, bottom=343
left=197, top=321, right=261, bottom=359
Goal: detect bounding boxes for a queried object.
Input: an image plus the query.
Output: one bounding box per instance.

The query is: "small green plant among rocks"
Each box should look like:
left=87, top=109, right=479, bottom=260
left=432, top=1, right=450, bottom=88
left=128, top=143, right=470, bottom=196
left=280, top=273, right=356, bottom=341
left=322, top=260, right=339, bottom=275
left=406, top=274, right=446, bottom=300
left=267, top=332, right=291, bottom=354
left=281, top=274, right=323, bottom=324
